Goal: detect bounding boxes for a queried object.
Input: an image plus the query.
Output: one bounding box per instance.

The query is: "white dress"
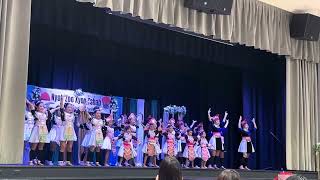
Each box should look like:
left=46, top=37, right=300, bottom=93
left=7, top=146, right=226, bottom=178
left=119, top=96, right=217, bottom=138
left=118, top=133, right=137, bottom=159
left=24, top=111, right=34, bottom=141
left=81, top=123, right=92, bottom=147
left=162, top=132, right=178, bottom=156
left=82, top=118, right=104, bottom=147
left=182, top=135, right=197, bottom=159
left=102, top=126, right=114, bottom=150
left=48, top=115, right=63, bottom=144
left=29, top=111, right=50, bottom=143
left=60, top=112, right=77, bottom=142
left=142, top=130, right=162, bottom=155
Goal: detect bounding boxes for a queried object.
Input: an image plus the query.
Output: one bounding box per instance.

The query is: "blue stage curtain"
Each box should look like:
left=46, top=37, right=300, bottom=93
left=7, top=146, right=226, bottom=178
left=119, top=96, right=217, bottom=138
left=242, top=69, right=286, bottom=170
left=129, top=99, right=137, bottom=114
left=151, top=100, right=158, bottom=119
left=28, top=0, right=286, bottom=169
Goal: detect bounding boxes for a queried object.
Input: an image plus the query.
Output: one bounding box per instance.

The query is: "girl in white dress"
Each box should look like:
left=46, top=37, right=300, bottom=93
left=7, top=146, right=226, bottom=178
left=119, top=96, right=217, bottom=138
left=47, top=107, right=63, bottom=166
left=117, top=125, right=138, bottom=167
left=78, top=104, right=91, bottom=165
left=28, top=101, right=59, bottom=165
left=23, top=101, right=34, bottom=164
left=142, top=118, right=162, bottom=167
left=238, top=116, right=257, bottom=170
left=58, top=96, right=77, bottom=166
left=82, top=107, right=104, bottom=166
left=101, top=113, right=115, bottom=167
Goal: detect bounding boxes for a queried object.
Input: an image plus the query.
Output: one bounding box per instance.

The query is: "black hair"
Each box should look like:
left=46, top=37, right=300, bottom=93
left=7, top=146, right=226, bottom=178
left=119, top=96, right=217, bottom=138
left=217, top=169, right=240, bottom=180
left=158, top=156, right=182, bottom=180
left=64, top=102, right=71, bottom=109
left=35, top=101, right=43, bottom=107
left=93, top=106, right=100, bottom=113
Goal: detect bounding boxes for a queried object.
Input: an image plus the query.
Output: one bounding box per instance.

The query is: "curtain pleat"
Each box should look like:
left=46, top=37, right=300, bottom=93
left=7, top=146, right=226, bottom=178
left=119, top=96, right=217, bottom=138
left=77, top=0, right=320, bottom=63
left=0, top=0, right=31, bottom=164
left=286, top=58, right=319, bottom=171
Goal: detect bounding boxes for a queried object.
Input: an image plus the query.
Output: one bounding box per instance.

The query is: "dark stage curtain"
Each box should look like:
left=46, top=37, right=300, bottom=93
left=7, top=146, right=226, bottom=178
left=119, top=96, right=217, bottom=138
left=28, top=0, right=286, bottom=169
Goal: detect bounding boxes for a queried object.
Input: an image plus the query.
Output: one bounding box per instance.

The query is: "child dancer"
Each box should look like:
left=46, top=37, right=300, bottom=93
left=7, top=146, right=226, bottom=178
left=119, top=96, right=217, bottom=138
left=47, top=106, right=63, bottom=166
left=238, top=116, right=257, bottom=170
left=78, top=104, right=91, bottom=165
left=59, top=96, right=77, bottom=166
left=162, top=125, right=180, bottom=158
left=102, top=113, right=115, bottom=167
left=208, top=109, right=228, bottom=169
left=23, top=101, right=34, bottom=164
left=182, top=129, right=197, bottom=168
left=28, top=101, right=59, bottom=165
left=142, top=118, right=162, bottom=167
left=82, top=107, right=104, bottom=166
left=198, top=131, right=210, bottom=169
left=117, top=126, right=138, bottom=167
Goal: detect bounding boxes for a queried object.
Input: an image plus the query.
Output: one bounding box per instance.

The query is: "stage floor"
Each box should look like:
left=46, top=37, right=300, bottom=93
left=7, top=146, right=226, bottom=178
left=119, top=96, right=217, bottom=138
left=0, top=166, right=318, bottom=180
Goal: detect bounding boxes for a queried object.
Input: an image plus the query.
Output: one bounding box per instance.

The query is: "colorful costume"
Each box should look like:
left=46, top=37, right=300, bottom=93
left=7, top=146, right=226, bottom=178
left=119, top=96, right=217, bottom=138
left=182, top=135, right=197, bottom=161
left=29, top=111, right=51, bottom=143
left=118, top=132, right=138, bottom=161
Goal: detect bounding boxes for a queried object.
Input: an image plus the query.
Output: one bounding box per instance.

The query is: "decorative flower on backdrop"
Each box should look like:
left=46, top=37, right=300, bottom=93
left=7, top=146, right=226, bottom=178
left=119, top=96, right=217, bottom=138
left=109, top=97, right=119, bottom=113
left=74, top=88, right=84, bottom=97
left=163, top=105, right=187, bottom=115
left=31, top=87, right=41, bottom=102
left=176, top=106, right=187, bottom=115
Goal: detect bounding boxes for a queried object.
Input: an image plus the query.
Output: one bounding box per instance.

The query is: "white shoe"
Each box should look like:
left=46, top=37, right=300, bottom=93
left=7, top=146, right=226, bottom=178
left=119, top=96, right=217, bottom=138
left=245, top=166, right=251, bottom=170
left=29, top=161, right=34, bottom=166
left=85, top=162, right=91, bottom=167
left=95, top=162, right=102, bottom=167
left=58, top=161, right=65, bottom=166
left=46, top=161, right=53, bottom=166
left=220, top=166, right=226, bottom=170
left=66, top=161, right=73, bottom=166
left=239, top=165, right=245, bottom=169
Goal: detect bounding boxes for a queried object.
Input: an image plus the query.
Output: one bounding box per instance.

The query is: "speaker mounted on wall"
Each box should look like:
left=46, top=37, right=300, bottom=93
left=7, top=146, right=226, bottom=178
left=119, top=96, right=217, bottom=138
left=290, top=13, right=320, bottom=41
left=184, top=0, right=233, bottom=15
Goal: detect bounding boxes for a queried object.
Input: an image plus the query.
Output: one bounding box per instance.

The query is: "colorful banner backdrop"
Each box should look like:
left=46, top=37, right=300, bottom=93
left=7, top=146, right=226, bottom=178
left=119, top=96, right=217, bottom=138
left=26, top=85, right=123, bottom=114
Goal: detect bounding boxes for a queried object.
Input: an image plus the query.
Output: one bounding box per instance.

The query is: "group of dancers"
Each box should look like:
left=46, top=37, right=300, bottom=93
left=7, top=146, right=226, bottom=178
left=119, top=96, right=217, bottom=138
left=24, top=97, right=258, bottom=170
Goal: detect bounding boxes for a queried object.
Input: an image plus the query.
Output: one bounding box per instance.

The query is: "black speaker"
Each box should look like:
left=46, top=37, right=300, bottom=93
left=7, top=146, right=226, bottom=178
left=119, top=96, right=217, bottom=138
left=290, top=13, right=320, bottom=41
left=184, top=0, right=233, bottom=15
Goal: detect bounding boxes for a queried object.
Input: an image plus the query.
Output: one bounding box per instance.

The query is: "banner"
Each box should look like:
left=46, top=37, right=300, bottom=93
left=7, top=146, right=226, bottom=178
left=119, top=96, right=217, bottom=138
left=26, top=85, right=123, bottom=114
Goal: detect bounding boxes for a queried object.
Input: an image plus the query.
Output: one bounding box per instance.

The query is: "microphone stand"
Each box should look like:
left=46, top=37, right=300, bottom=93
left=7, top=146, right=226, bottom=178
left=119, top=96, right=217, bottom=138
left=269, top=131, right=286, bottom=171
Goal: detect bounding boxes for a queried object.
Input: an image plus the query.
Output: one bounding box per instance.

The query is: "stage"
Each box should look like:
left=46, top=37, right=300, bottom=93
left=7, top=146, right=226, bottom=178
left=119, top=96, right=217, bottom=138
left=0, top=166, right=317, bottom=180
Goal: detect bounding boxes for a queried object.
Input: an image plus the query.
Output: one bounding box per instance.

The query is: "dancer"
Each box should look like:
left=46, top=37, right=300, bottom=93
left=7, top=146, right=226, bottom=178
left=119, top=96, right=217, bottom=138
left=142, top=118, right=162, bottom=167
left=182, top=129, right=197, bottom=168
left=47, top=106, right=63, bottom=166
left=101, top=113, right=115, bottom=167
left=82, top=107, right=104, bottom=166
left=59, top=96, right=77, bottom=166
left=28, top=101, right=59, bottom=165
left=23, top=100, right=35, bottom=164
left=176, top=119, right=196, bottom=167
left=162, top=125, right=180, bottom=158
left=208, top=109, right=228, bottom=169
left=238, top=116, right=257, bottom=170
left=78, top=104, right=91, bottom=165
left=198, top=131, right=210, bottom=169
left=117, top=126, right=138, bottom=167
